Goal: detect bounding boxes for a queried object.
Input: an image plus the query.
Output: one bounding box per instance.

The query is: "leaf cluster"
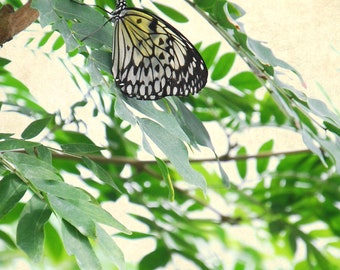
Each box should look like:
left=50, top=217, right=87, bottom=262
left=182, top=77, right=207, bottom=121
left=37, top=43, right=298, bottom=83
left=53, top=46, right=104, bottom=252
left=0, top=0, right=339, bottom=269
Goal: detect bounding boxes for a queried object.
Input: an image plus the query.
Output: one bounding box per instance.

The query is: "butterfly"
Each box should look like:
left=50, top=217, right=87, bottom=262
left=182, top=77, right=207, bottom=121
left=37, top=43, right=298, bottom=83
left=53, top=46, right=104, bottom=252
left=110, top=0, right=208, bottom=100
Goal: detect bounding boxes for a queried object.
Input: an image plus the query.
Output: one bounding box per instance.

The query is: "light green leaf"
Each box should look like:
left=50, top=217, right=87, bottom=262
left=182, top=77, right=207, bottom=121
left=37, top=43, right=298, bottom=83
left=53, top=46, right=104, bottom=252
left=200, top=42, right=221, bottom=69
left=126, top=98, right=190, bottom=143
left=17, top=196, right=51, bottom=262
left=256, top=139, right=274, bottom=173
left=114, top=94, right=137, bottom=125
left=48, top=195, right=96, bottom=238
left=236, top=147, right=247, bottom=179
left=61, top=220, right=101, bottom=270
left=82, top=157, right=121, bottom=192
left=153, top=2, right=188, bottom=23
left=211, top=52, right=236, bottom=81
left=53, top=19, right=79, bottom=52
left=308, top=97, right=340, bottom=127
left=0, top=138, right=40, bottom=151
left=31, top=179, right=90, bottom=201
left=31, top=0, right=60, bottom=27
left=156, top=157, right=174, bottom=201
left=247, top=37, right=304, bottom=83
left=3, top=152, right=61, bottom=182
left=96, top=225, right=125, bottom=270
left=229, top=71, right=261, bottom=91
left=67, top=197, right=130, bottom=234
left=139, top=118, right=206, bottom=191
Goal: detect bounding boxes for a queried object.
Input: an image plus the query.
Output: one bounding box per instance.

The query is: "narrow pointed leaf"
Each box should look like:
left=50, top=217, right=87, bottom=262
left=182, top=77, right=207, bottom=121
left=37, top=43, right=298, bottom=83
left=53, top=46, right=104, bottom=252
left=0, top=174, right=27, bottom=219
left=17, top=196, right=51, bottom=262
left=61, top=220, right=101, bottom=270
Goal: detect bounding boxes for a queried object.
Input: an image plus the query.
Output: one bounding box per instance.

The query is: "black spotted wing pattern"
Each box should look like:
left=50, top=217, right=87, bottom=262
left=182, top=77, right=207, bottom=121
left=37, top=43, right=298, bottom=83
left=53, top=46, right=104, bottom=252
left=112, top=8, right=207, bottom=100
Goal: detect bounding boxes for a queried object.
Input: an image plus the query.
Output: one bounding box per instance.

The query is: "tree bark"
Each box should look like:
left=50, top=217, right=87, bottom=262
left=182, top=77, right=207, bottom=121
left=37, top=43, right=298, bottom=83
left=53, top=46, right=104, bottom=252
left=0, top=0, right=39, bottom=46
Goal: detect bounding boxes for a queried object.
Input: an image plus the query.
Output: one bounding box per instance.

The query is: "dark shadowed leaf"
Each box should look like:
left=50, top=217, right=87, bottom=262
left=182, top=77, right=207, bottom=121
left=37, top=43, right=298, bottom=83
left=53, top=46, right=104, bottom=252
left=0, top=174, right=27, bottom=219
left=21, top=116, right=52, bottom=139
left=17, top=196, right=51, bottom=262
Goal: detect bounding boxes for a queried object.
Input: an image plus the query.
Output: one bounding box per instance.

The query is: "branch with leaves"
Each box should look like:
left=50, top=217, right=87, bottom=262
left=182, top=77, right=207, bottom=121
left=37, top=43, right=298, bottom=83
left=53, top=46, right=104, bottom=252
left=0, top=0, right=339, bottom=269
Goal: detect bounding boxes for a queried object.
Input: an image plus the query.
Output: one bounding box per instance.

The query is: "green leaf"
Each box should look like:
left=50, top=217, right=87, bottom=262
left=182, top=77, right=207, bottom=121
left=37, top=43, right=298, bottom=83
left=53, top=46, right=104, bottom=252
left=68, top=198, right=130, bottom=234
left=90, top=50, right=112, bottom=75
left=213, top=0, right=231, bottom=28
left=0, top=57, right=11, bottom=67
left=200, top=42, right=221, bottom=69
left=139, top=241, right=171, bottom=270
left=3, top=152, right=61, bottom=182
left=0, top=174, right=27, bottom=219
left=256, top=139, right=274, bottom=174
left=308, top=97, right=340, bottom=129
left=0, top=230, right=16, bottom=249
left=156, top=157, right=174, bottom=201
left=126, top=98, right=190, bottom=144
left=44, top=222, right=65, bottom=262
left=211, top=52, right=236, bottom=80
left=31, top=179, right=90, bottom=201
left=61, top=143, right=103, bottom=154
left=96, top=225, right=125, bottom=270
left=21, top=116, right=52, bottom=139
left=172, top=98, right=212, bottom=148
left=53, top=19, right=79, bottom=52
left=35, top=145, right=53, bottom=164
left=82, top=157, right=121, bottom=192
left=31, top=0, right=60, bottom=27
left=0, top=138, right=40, bottom=151
left=153, top=2, right=188, bottom=23
left=49, top=192, right=130, bottom=235
left=38, top=31, right=54, bottom=47
left=61, top=220, right=101, bottom=270
left=139, top=118, right=207, bottom=191
left=0, top=133, right=14, bottom=139
left=229, top=71, right=261, bottom=91
left=52, top=35, right=65, bottom=51
left=324, top=121, right=340, bottom=136
left=17, top=196, right=51, bottom=262
left=48, top=195, right=96, bottom=238
left=247, top=37, right=304, bottom=83
left=236, top=147, right=247, bottom=179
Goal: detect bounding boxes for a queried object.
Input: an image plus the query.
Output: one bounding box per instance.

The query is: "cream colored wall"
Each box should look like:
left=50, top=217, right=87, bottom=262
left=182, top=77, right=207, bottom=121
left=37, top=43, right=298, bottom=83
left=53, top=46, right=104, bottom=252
left=0, top=0, right=338, bottom=136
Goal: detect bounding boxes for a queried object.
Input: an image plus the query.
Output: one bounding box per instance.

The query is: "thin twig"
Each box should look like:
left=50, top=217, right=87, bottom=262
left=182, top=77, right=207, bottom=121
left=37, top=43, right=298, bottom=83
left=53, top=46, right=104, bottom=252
left=48, top=148, right=310, bottom=165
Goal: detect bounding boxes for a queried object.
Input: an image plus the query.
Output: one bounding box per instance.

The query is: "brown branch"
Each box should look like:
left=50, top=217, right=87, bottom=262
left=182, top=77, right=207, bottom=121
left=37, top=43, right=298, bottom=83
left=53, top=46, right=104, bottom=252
left=49, top=148, right=311, bottom=165
left=0, top=0, right=39, bottom=46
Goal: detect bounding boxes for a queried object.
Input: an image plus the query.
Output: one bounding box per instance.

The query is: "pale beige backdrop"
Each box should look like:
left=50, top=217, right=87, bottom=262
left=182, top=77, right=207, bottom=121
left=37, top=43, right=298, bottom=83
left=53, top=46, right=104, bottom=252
left=0, top=0, right=339, bottom=268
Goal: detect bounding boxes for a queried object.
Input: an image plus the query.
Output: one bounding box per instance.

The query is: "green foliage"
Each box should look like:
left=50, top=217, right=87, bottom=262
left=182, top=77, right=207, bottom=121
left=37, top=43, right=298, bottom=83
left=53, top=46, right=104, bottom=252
left=0, top=0, right=339, bottom=269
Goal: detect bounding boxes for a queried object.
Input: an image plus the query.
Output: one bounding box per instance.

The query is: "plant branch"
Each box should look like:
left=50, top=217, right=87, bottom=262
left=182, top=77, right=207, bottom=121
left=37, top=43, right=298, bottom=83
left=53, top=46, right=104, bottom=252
left=0, top=0, right=39, bottom=46
left=48, top=148, right=310, bottom=166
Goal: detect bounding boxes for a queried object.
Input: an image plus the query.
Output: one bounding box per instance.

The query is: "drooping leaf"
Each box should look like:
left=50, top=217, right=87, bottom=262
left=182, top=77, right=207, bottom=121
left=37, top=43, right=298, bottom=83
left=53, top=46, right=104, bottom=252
left=48, top=195, right=96, bottom=238
left=17, top=196, right=51, bottom=262
left=139, top=118, right=207, bottom=192
left=61, top=220, right=101, bottom=270
left=0, top=174, right=27, bottom=219
left=96, top=225, right=125, bottom=270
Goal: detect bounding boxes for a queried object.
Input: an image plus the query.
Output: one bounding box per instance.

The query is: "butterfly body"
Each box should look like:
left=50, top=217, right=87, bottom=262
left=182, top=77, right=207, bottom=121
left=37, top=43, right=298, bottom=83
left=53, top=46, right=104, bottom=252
left=111, top=1, right=207, bottom=100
